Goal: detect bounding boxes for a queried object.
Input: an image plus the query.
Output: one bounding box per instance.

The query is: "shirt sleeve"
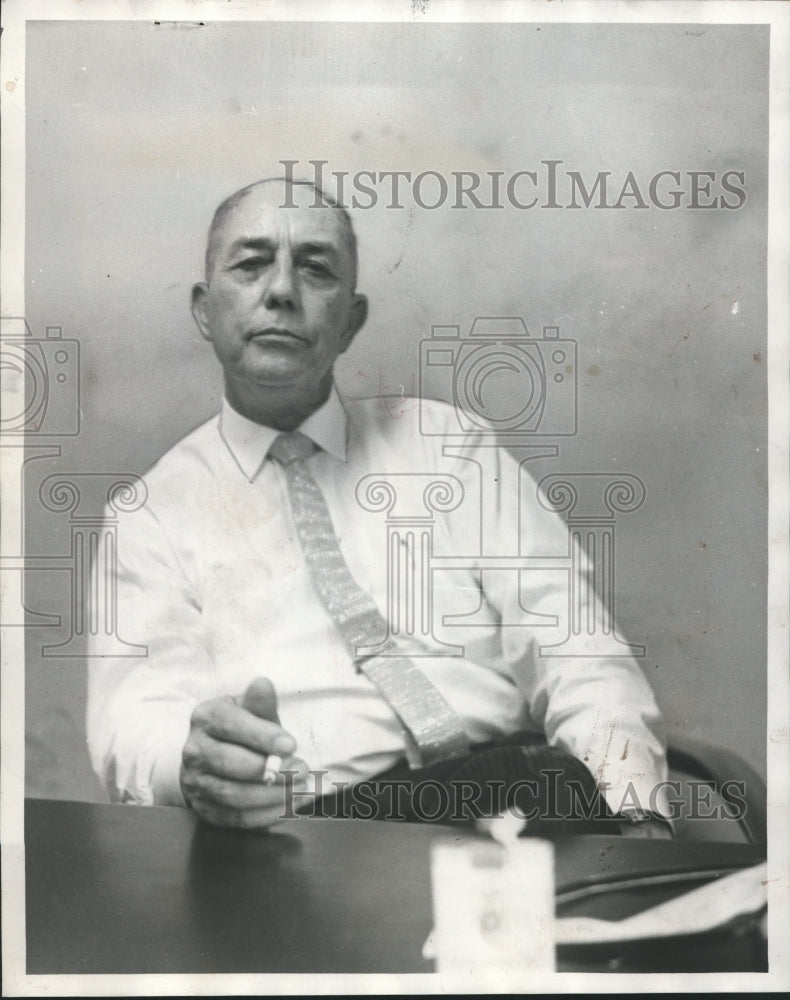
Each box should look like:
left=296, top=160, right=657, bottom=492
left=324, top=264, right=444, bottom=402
left=454, top=436, right=671, bottom=819
left=86, top=496, right=212, bottom=807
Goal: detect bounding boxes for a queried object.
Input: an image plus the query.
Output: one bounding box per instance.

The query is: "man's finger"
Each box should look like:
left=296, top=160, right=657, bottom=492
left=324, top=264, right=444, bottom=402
left=183, top=763, right=310, bottom=815
left=191, top=800, right=290, bottom=831
left=187, top=731, right=268, bottom=781
left=191, top=698, right=296, bottom=756
left=241, top=676, right=279, bottom=722
left=190, top=732, right=306, bottom=784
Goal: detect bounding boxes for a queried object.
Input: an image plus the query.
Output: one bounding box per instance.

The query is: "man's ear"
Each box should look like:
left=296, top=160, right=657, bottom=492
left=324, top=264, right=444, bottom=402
left=191, top=283, right=213, bottom=342
left=340, top=293, right=368, bottom=353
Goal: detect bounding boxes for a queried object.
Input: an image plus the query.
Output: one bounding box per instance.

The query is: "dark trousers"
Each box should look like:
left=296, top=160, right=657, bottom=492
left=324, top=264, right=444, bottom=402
left=301, top=734, right=621, bottom=837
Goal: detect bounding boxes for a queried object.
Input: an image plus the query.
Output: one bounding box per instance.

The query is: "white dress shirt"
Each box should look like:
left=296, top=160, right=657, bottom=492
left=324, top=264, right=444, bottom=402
left=87, top=387, right=668, bottom=813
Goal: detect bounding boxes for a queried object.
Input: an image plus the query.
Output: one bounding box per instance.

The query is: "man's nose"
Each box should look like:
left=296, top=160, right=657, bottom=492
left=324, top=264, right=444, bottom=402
left=263, top=257, right=299, bottom=310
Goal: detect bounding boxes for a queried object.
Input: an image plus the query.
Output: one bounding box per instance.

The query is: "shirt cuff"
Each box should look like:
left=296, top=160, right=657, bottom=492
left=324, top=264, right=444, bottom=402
left=110, top=711, right=192, bottom=807
left=147, top=714, right=192, bottom=807
left=150, top=746, right=187, bottom=807
left=598, top=764, right=675, bottom=823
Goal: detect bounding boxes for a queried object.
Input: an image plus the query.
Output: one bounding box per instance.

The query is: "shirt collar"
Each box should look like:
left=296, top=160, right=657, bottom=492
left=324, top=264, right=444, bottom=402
left=218, top=384, right=348, bottom=482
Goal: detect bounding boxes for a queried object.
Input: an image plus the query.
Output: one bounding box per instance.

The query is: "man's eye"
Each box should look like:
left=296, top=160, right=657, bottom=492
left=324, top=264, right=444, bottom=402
left=236, top=258, right=268, bottom=271
left=301, top=260, right=331, bottom=277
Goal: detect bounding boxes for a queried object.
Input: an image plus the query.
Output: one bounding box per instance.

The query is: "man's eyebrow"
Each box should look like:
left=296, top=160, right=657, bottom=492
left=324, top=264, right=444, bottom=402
left=294, top=241, right=341, bottom=259
left=227, top=237, right=276, bottom=255
left=226, top=237, right=340, bottom=259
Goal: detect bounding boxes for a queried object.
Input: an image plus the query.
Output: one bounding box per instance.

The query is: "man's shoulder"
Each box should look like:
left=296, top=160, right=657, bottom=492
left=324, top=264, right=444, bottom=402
left=141, top=413, right=222, bottom=489
left=343, top=392, right=461, bottom=443
left=342, top=393, right=503, bottom=461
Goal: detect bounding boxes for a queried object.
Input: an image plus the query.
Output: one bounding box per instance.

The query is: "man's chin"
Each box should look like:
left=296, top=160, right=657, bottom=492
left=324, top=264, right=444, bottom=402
left=252, top=369, right=297, bottom=385
left=245, top=360, right=311, bottom=388
left=233, top=362, right=331, bottom=397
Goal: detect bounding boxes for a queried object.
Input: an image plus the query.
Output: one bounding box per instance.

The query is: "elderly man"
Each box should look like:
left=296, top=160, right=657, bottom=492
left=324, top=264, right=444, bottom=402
left=87, top=177, right=671, bottom=836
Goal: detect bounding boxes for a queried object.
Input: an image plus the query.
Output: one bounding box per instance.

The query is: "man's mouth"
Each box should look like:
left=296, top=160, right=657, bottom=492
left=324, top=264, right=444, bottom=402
left=248, top=327, right=305, bottom=344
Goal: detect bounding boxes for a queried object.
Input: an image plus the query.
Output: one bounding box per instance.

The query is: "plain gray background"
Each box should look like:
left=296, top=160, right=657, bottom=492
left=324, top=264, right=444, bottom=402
left=23, top=20, right=767, bottom=801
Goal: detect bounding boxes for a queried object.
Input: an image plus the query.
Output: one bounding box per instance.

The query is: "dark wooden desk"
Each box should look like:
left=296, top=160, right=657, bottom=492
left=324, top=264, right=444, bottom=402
left=25, top=799, right=765, bottom=975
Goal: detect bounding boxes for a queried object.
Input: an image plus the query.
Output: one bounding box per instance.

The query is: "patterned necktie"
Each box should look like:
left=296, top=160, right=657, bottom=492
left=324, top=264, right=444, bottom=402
left=269, top=430, right=470, bottom=768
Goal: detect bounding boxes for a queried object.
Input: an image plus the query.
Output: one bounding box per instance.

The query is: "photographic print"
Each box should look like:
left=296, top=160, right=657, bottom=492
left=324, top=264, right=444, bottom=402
left=1, top=0, right=788, bottom=994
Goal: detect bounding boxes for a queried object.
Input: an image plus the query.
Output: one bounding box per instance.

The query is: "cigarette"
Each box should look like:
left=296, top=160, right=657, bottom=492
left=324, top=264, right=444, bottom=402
left=263, top=754, right=283, bottom=785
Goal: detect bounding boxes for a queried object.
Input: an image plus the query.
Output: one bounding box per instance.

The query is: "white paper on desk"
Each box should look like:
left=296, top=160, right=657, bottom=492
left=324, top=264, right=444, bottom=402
left=423, top=862, right=767, bottom=959
left=554, top=862, right=767, bottom=944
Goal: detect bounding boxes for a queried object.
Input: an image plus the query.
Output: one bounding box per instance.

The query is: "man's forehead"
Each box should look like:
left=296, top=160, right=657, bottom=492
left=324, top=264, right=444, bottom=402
left=219, top=182, right=345, bottom=246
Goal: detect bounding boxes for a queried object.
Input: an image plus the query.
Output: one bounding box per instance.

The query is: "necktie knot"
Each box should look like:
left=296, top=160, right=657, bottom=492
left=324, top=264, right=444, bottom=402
left=269, top=431, right=317, bottom=467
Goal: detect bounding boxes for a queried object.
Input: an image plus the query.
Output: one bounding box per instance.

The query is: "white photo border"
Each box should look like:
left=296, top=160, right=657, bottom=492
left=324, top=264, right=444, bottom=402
left=1, top=1, right=788, bottom=994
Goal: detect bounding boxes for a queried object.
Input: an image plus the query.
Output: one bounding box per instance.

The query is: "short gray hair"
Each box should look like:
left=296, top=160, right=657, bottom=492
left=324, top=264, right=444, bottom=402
left=204, top=178, right=359, bottom=288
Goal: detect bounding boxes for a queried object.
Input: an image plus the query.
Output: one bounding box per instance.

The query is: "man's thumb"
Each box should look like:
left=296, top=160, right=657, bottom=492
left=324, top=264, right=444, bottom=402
left=241, top=676, right=279, bottom=722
